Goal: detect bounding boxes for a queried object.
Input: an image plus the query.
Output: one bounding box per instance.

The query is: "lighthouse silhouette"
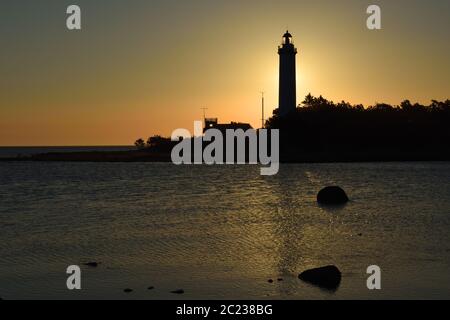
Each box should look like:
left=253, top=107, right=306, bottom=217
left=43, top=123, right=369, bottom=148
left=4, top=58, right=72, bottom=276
left=278, top=31, right=297, bottom=117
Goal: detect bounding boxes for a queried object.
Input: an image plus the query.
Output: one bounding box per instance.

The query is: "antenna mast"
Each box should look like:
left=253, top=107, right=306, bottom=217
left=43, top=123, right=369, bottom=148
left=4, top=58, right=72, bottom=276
left=261, top=92, right=265, bottom=129
left=200, top=106, right=208, bottom=125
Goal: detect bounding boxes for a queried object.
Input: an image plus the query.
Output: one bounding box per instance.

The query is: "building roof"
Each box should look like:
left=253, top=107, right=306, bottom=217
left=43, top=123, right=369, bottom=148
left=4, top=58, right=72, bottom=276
left=203, top=120, right=253, bottom=133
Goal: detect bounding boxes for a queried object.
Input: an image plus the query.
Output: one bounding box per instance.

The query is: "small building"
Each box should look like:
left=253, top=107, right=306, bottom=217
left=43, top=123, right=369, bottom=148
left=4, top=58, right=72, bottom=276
left=204, top=118, right=252, bottom=133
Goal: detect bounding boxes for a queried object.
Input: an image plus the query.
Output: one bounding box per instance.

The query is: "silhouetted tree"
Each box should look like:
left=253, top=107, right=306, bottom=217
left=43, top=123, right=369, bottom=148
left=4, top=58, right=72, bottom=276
left=134, top=138, right=146, bottom=150
left=400, top=99, right=413, bottom=111
left=302, top=93, right=315, bottom=107
left=146, top=135, right=167, bottom=147
left=266, top=94, right=450, bottom=158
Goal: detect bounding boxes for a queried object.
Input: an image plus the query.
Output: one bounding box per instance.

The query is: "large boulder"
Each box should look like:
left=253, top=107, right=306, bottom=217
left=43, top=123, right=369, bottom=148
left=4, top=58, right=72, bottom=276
left=299, top=265, right=342, bottom=290
left=317, top=186, right=349, bottom=205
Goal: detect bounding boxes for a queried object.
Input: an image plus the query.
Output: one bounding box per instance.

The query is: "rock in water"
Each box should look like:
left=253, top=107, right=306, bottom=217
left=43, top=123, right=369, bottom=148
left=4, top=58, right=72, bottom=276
left=83, top=262, right=99, bottom=267
left=123, top=288, right=133, bottom=293
left=171, top=289, right=184, bottom=294
left=299, top=265, right=342, bottom=290
left=317, top=186, right=349, bottom=205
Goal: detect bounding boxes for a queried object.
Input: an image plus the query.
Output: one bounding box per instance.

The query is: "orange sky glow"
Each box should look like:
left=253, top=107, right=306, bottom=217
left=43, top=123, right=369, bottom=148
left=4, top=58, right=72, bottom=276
left=0, top=0, right=449, bottom=145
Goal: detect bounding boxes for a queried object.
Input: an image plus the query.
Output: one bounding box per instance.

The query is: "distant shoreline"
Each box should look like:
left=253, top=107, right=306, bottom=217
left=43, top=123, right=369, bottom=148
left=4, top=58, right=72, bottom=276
left=1, top=149, right=449, bottom=163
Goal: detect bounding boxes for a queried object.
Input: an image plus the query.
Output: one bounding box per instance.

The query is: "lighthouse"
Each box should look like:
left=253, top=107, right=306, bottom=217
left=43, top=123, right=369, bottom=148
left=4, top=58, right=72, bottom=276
left=278, top=31, right=297, bottom=117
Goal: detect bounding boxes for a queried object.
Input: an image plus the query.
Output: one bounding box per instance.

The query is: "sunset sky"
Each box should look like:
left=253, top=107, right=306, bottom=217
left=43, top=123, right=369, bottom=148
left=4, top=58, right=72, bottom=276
left=0, top=0, right=449, bottom=146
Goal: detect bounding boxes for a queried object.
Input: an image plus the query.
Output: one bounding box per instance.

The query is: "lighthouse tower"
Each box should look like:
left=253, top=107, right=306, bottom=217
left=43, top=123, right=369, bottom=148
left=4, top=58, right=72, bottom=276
left=278, top=31, right=297, bottom=117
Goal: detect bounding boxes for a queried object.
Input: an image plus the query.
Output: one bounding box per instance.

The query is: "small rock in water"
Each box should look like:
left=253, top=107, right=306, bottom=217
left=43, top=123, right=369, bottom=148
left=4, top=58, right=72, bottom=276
left=84, top=262, right=99, bottom=267
left=358, top=233, right=363, bottom=236
left=123, top=288, right=133, bottom=293
left=299, top=265, right=342, bottom=290
left=268, top=279, right=274, bottom=283
left=171, top=289, right=184, bottom=294
left=277, top=278, right=283, bottom=282
left=148, top=286, right=155, bottom=290
left=317, top=186, right=349, bottom=205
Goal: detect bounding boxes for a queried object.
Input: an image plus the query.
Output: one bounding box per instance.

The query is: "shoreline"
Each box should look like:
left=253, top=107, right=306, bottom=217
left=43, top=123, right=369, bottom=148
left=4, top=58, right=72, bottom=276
left=1, top=149, right=449, bottom=163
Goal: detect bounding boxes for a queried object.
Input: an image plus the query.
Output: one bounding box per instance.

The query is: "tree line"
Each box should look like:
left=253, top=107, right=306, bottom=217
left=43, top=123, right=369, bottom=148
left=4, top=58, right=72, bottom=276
left=135, top=94, right=450, bottom=159
left=266, top=94, right=450, bottom=153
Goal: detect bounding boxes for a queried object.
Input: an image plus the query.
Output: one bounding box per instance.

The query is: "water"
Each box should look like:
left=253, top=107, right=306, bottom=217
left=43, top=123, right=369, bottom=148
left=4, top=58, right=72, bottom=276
left=0, top=146, right=134, bottom=158
left=0, top=161, right=449, bottom=300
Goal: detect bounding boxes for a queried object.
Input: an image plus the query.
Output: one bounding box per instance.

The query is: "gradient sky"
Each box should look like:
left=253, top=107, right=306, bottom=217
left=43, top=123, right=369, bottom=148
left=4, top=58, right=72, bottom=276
left=0, top=0, right=449, bottom=146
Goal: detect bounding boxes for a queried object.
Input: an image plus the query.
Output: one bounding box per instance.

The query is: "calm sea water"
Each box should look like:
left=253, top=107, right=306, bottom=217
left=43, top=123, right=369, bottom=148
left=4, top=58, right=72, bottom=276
left=0, top=161, right=449, bottom=300
left=0, top=146, right=134, bottom=158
